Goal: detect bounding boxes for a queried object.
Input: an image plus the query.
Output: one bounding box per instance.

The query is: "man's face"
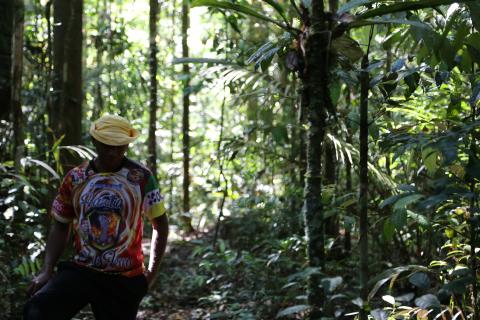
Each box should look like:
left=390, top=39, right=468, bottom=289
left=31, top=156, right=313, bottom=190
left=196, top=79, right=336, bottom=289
left=92, top=139, right=128, bottom=169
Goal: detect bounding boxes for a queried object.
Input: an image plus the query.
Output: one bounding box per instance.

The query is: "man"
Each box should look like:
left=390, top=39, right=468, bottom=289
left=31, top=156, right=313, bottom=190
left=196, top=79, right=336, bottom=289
left=24, top=114, right=169, bottom=320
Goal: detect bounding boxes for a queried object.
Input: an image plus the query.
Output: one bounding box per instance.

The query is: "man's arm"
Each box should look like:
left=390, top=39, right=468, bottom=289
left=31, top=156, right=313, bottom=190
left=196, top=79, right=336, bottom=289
left=27, top=220, right=70, bottom=296
left=145, top=214, right=169, bottom=288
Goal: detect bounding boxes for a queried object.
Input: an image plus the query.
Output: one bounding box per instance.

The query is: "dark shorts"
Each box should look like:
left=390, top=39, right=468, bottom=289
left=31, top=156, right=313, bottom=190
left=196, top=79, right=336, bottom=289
left=23, top=262, right=148, bottom=320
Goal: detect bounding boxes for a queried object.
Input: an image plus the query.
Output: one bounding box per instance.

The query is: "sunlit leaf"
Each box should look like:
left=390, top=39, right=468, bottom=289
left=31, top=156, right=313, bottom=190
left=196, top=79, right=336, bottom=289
left=275, top=305, right=310, bottom=318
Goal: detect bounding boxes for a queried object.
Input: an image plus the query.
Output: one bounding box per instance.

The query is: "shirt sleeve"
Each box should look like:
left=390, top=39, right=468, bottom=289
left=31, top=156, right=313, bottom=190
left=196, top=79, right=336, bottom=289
left=51, top=170, right=75, bottom=224
left=143, top=174, right=166, bottom=220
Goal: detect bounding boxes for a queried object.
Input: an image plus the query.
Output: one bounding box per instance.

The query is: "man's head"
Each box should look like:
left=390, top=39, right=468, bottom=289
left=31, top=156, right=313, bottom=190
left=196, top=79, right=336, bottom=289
left=89, top=115, right=138, bottom=170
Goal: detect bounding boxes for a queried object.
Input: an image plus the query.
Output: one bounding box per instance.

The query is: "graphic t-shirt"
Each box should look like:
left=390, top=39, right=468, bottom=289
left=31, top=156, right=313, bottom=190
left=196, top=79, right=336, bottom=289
left=51, top=158, right=165, bottom=277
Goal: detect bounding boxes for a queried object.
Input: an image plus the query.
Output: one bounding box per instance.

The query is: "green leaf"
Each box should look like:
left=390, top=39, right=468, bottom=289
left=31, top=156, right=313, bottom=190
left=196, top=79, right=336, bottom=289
left=321, top=276, right=343, bottom=293
left=350, top=17, right=432, bottom=29
left=414, top=294, right=440, bottom=309
left=409, top=272, right=431, bottom=289
left=391, top=210, right=407, bottom=229
left=393, top=194, right=424, bottom=211
left=382, top=295, right=396, bottom=305
left=404, top=72, right=420, bottom=98
left=360, top=0, right=475, bottom=19
left=261, top=0, right=288, bottom=23
left=465, top=33, right=480, bottom=64
left=368, top=265, right=429, bottom=301
left=276, top=305, right=310, bottom=318
left=22, top=157, right=60, bottom=180
left=332, top=35, right=363, bottom=63
left=338, top=0, right=379, bottom=15
left=330, top=81, right=341, bottom=107
left=422, top=147, right=438, bottom=175
left=383, top=220, right=395, bottom=241
left=407, top=210, right=430, bottom=227
left=370, top=309, right=389, bottom=320
left=442, top=275, right=474, bottom=294
left=191, top=0, right=288, bottom=30
left=466, top=2, right=480, bottom=31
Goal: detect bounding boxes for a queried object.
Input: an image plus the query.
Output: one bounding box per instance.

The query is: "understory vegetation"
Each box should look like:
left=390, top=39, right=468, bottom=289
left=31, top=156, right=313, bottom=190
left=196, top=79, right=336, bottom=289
left=1, top=0, right=480, bottom=319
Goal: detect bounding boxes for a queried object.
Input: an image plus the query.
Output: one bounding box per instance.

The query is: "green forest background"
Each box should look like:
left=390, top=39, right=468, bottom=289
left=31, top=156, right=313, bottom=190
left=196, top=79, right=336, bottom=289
left=1, top=0, right=480, bottom=319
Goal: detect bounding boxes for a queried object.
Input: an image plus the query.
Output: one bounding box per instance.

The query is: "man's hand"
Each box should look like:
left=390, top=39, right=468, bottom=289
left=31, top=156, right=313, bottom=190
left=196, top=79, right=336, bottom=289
left=26, top=220, right=70, bottom=298
left=143, top=269, right=155, bottom=289
left=27, top=270, right=53, bottom=297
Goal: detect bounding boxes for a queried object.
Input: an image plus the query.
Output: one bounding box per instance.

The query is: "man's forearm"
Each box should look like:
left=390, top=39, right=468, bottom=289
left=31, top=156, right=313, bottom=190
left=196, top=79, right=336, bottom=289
left=42, top=220, right=70, bottom=272
left=148, top=214, right=169, bottom=277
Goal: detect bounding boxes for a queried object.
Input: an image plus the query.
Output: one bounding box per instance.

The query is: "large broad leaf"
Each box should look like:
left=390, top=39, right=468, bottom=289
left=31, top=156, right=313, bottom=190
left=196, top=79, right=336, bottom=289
left=407, top=210, right=430, bottom=227
left=467, top=2, right=480, bottom=31
left=261, top=0, right=288, bottom=23
left=368, top=265, right=429, bottom=301
left=321, top=276, right=343, bottom=293
left=350, top=17, right=432, bottom=29
left=332, top=35, right=364, bottom=63
left=393, top=194, right=424, bottom=211
left=422, top=147, right=439, bottom=175
left=465, top=33, right=480, bottom=64
left=338, top=0, right=381, bottom=15
left=275, top=305, right=310, bottom=318
left=360, top=0, right=475, bottom=19
left=409, top=272, right=431, bottom=289
left=370, top=309, right=389, bottom=320
left=191, top=0, right=288, bottom=30
left=414, top=294, right=440, bottom=309
left=22, top=157, right=60, bottom=180
left=391, top=210, right=407, bottom=229
left=442, top=275, right=475, bottom=295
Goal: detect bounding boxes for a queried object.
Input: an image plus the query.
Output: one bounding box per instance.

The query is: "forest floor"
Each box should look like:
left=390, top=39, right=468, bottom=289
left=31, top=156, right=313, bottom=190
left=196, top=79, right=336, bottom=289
left=137, top=231, right=217, bottom=320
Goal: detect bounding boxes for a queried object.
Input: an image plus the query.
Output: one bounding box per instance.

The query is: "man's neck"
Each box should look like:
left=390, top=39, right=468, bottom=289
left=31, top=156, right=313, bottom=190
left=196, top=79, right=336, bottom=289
left=93, top=157, right=125, bottom=173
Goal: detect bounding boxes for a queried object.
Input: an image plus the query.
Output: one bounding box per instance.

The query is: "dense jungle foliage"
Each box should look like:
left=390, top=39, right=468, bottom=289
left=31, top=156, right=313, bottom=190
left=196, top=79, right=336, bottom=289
left=1, top=0, right=480, bottom=319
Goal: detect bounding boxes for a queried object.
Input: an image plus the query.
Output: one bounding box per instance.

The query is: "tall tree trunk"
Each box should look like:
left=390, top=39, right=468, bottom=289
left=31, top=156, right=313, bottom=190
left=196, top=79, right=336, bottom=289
left=359, top=54, right=370, bottom=320
left=344, top=88, right=353, bottom=253
left=12, top=0, right=24, bottom=170
left=324, top=141, right=337, bottom=237
left=168, top=0, right=177, bottom=220
left=63, top=0, right=83, bottom=169
left=93, top=0, right=104, bottom=119
left=181, top=0, right=194, bottom=233
left=303, top=0, right=329, bottom=317
left=0, top=0, right=14, bottom=123
left=52, top=0, right=83, bottom=170
left=51, top=0, right=68, bottom=142
left=324, top=0, right=339, bottom=239
left=148, top=0, right=159, bottom=178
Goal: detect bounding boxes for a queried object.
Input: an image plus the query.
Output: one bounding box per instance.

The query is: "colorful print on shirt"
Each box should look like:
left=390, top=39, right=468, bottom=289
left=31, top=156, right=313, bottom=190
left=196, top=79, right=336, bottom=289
left=51, top=158, right=166, bottom=276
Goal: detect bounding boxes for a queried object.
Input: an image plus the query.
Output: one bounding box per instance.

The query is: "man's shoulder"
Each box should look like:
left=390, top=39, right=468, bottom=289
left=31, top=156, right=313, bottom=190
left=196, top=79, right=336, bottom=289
left=123, top=158, right=154, bottom=180
left=57, top=161, right=92, bottom=188
left=64, top=161, right=90, bottom=179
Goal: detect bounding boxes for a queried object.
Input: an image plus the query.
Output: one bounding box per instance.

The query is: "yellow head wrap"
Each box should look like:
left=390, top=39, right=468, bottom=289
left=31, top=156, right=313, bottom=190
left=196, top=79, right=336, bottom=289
left=89, top=114, right=139, bottom=146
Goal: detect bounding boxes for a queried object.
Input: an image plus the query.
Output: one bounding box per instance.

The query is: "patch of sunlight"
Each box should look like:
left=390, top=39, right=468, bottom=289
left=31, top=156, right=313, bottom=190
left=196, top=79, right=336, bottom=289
left=256, top=184, right=273, bottom=193
left=3, top=207, right=14, bottom=220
